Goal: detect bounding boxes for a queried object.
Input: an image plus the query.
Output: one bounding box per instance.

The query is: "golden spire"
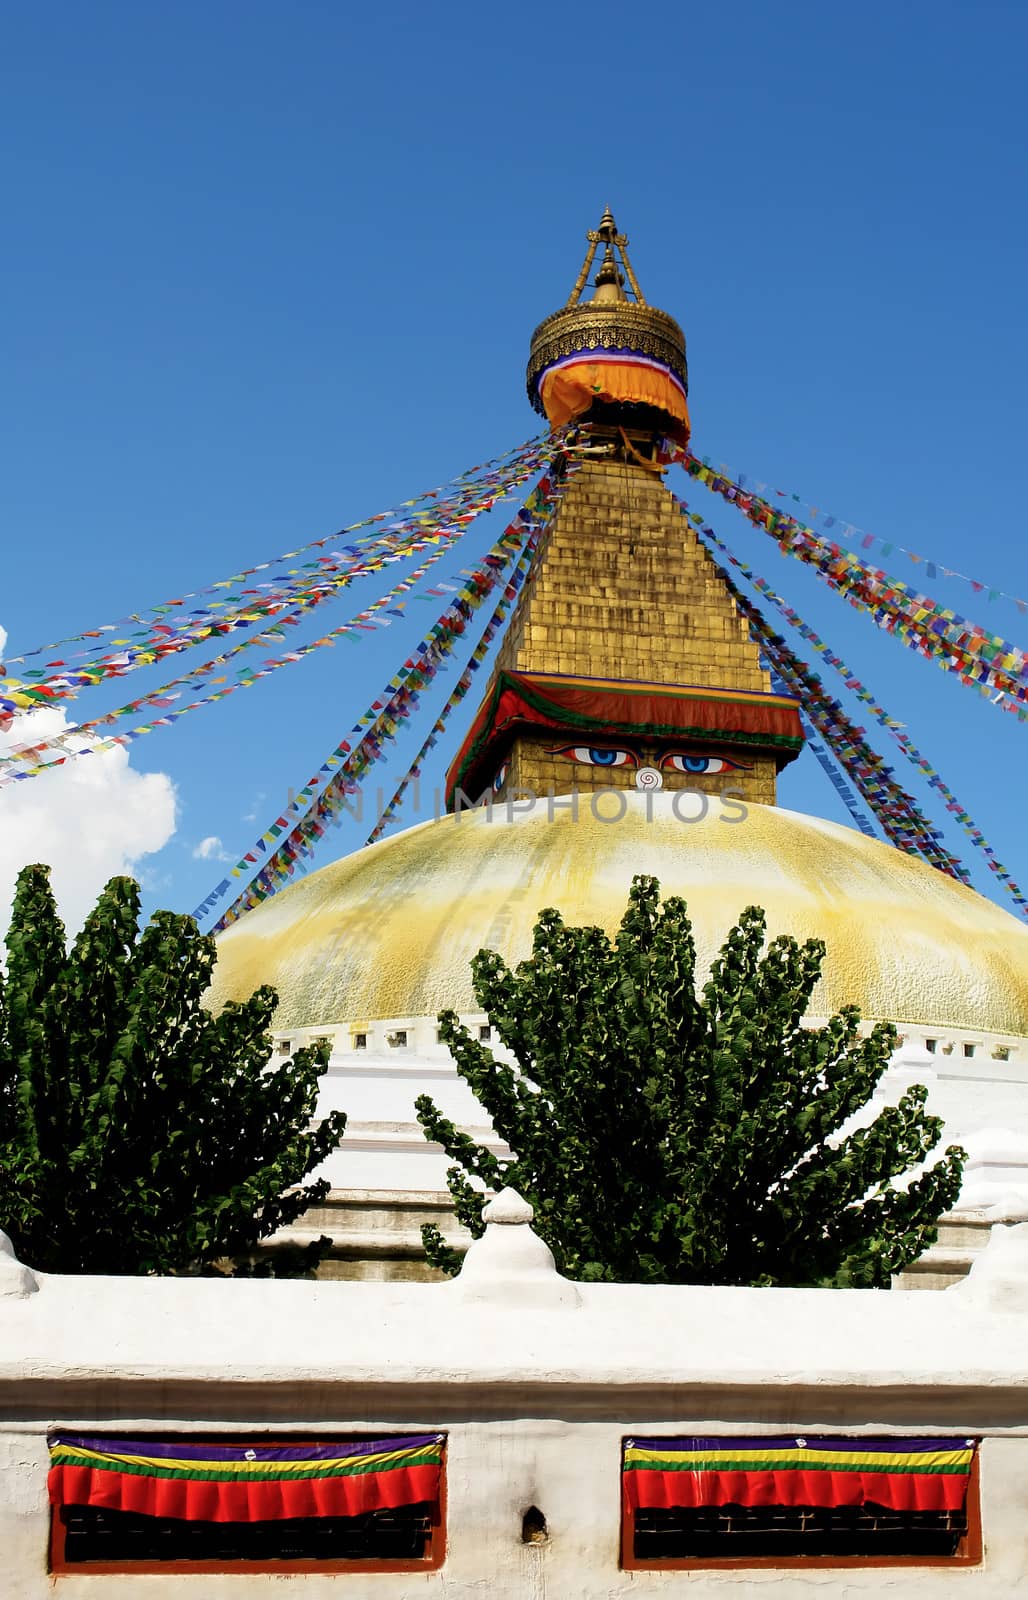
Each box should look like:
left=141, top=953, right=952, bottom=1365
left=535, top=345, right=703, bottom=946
left=565, top=206, right=647, bottom=307
left=526, top=208, right=688, bottom=437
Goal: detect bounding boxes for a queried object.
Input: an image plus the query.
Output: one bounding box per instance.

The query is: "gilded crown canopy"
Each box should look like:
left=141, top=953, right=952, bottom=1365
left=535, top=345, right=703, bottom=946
left=526, top=209, right=689, bottom=437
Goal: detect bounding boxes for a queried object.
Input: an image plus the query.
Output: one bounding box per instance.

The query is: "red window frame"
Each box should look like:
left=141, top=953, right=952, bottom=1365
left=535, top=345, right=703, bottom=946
left=49, top=1433, right=446, bottom=1577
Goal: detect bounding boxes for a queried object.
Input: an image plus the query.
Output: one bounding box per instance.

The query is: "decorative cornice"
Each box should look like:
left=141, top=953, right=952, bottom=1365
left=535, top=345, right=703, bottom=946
left=447, top=670, right=803, bottom=805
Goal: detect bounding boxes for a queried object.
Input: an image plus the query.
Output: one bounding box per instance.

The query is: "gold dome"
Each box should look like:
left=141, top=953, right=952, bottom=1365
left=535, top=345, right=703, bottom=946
left=209, top=796, right=1028, bottom=1038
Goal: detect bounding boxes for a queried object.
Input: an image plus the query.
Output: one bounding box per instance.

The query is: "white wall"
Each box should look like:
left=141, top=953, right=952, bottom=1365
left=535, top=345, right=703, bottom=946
left=1, top=1204, right=1027, bottom=1597
left=301, top=1026, right=1028, bottom=1206
left=7, top=1422, right=1028, bottom=1598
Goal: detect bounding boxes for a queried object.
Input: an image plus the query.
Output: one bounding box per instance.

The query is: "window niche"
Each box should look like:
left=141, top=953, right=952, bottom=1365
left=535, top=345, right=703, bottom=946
left=521, top=1505, right=548, bottom=1544
left=48, top=1432, right=446, bottom=1576
left=620, top=1435, right=981, bottom=1571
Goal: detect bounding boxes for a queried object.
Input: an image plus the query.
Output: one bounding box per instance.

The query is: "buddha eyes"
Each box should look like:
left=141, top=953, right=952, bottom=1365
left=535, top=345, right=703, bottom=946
left=661, top=754, right=746, bottom=774
left=549, top=746, right=637, bottom=768
left=492, top=761, right=509, bottom=792
left=547, top=746, right=748, bottom=774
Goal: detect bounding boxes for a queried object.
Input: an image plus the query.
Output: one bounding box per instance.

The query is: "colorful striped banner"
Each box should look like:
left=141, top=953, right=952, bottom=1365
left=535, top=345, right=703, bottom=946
left=623, top=1435, right=974, bottom=1514
left=48, top=1432, right=444, bottom=1524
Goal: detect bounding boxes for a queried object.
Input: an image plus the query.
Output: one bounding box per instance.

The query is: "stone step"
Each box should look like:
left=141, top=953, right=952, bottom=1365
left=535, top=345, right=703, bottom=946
left=263, top=1189, right=473, bottom=1282
left=267, top=1194, right=1006, bottom=1289
left=299, top=1188, right=472, bottom=1238
left=891, top=1211, right=997, bottom=1291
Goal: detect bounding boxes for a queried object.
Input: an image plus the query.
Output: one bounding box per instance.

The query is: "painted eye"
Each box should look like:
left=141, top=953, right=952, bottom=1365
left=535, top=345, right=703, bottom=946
left=547, top=745, right=637, bottom=768
left=661, top=753, right=747, bottom=775
left=492, top=762, right=509, bottom=793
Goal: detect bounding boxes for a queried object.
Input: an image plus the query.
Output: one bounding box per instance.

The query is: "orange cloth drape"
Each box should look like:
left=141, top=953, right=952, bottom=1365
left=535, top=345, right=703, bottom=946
left=540, top=359, right=690, bottom=435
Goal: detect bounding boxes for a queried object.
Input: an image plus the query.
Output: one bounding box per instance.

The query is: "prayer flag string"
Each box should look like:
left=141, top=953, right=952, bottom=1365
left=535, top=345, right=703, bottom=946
left=363, top=529, right=546, bottom=845
left=676, top=510, right=970, bottom=880
left=0, top=432, right=556, bottom=674
left=0, top=525, right=480, bottom=782
left=678, top=454, right=1028, bottom=714
left=692, top=454, right=1027, bottom=615
left=797, top=720, right=880, bottom=839
left=0, top=438, right=558, bottom=723
left=752, top=613, right=967, bottom=877
left=681, top=504, right=1028, bottom=918
left=200, top=468, right=572, bottom=928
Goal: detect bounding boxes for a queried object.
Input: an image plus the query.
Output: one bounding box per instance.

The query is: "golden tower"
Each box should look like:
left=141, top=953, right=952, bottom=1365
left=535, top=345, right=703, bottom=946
left=446, top=209, right=802, bottom=811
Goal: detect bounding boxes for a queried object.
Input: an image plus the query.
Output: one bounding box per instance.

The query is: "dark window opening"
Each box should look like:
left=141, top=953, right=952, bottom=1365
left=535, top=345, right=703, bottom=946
left=521, top=1505, right=548, bottom=1544
left=56, top=1502, right=436, bottom=1567
left=631, top=1502, right=967, bottom=1562
left=963, top=1042, right=976, bottom=1059
left=353, top=1032, right=367, bottom=1050
left=479, top=1025, right=492, bottom=1042
left=925, top=1038, right=937, bottom=1054
left=388, top=1030, right=408, bottom=1048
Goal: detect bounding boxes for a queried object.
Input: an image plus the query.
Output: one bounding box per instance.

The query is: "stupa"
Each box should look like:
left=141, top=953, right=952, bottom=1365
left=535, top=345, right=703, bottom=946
left=208, top=212, right=1028, bottom=1279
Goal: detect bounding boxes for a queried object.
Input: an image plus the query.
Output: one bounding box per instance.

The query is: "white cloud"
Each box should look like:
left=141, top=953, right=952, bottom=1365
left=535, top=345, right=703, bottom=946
left=242, top=790, right=265, bottom=823
left=0, top=638, right=178, bottom=939
left=192, top=835, right=231, bottom=862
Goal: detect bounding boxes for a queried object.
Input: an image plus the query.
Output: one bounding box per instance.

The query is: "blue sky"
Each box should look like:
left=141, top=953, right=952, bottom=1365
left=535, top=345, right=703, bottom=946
left=2, top=0, right=1027, bottom=931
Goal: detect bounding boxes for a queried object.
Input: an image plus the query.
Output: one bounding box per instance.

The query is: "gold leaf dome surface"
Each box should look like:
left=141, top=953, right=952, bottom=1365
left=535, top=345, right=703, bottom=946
left=209, top=796, right=1028, bottom=1037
